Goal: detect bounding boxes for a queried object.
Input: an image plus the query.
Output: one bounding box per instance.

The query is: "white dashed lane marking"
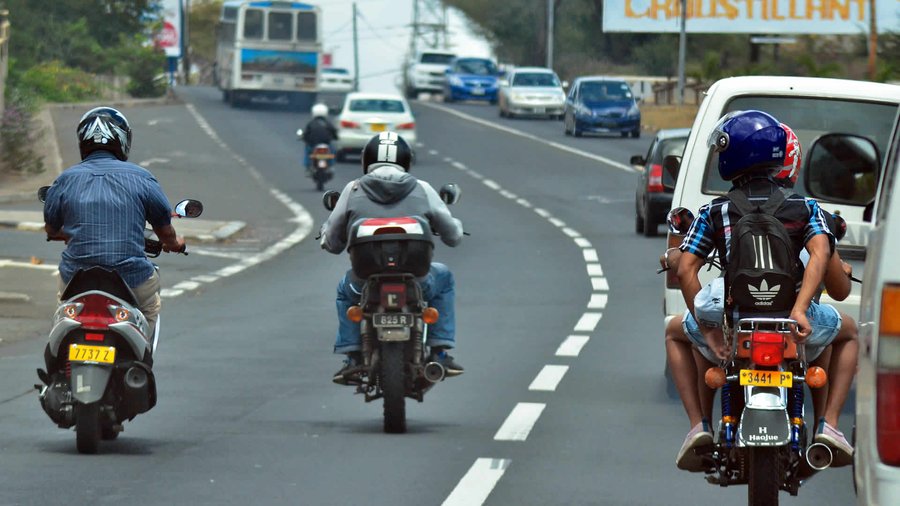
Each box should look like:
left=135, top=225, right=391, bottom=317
left=555, top=336, right=591, bottom=357
left=441, top=459, right=511, bottom=506
left=528, top=365, right=570, bottom=391
left=494, top=403, right=547, bottom=441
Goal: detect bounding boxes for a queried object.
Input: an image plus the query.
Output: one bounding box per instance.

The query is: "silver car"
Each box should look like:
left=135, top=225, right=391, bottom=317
left=497, top=67, right=567, bottom=120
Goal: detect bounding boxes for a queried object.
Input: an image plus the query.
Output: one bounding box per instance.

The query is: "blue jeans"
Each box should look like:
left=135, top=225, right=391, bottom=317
left=333, top=262, right=456, bottom=354
left=683, top=301, right=841, bottom=363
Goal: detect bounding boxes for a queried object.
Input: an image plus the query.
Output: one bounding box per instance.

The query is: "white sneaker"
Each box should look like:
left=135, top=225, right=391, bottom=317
left=676, top=420, right=713, bottom=471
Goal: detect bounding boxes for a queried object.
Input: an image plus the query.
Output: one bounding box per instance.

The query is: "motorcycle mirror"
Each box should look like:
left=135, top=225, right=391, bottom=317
left=296, top=128, right=304, bottom=140
left=439, top=183, right=461, bottom=205
left=831, top=213, right=847, bottom=242
left=322, top=190, right=341, bottom=211
left=37, top=186, right=50, bottom=203
left=174, top=199, right=204, bottom=218
left=667, top=207, right=695, bottom=235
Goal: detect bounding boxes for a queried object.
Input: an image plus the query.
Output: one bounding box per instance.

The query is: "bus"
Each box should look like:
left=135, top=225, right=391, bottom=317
left=215, top=1, right=322, bottom=107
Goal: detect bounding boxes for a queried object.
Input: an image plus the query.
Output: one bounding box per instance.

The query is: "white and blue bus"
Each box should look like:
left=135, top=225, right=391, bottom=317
left=215, top=1, right=322, bottom=107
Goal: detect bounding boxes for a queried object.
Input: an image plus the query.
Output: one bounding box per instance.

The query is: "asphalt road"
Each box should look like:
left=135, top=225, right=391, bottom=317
left=0, top=88, right=856, bottom=505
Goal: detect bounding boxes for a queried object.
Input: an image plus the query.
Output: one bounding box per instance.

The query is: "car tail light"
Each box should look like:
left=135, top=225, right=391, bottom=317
left=877, top=283, right=900, bottom=465
left=380, top=283, right=406, bottom=309
left=340, top=120, right=360, bottom=129
left=647, top=164, right=664, bottom=193
left=665, top=233, right=682, bottom=289
left=74, top=294, right=116, bottom=330
left=750, top=331, right=785, bottom=366
left=397, top=122, right=415, bottom=130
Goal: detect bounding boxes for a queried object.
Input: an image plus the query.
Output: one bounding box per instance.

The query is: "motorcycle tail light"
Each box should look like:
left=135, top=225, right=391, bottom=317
left=647, top=164, right=664, bottom=193
left=422, top=307, right=439, bottom=325
left=111, top=306, right=131, bottom=322
left=380, top=284, right=406, bottom=309
left=85, top=332, right=105, bottom=342
left=750, top=331, right=785, bottom=366
left=62, top=303, right=82, bottom=319
left=74, top=295, right=116, bottom=329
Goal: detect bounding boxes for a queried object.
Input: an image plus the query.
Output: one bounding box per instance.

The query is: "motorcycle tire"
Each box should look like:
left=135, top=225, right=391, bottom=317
left=748, top=447, right=780, bottom=506
left=380, top=342, right=407, bottom=434
left=101, top=421, right=119, bottom=441
left=75, top=402, right=101, bottom=454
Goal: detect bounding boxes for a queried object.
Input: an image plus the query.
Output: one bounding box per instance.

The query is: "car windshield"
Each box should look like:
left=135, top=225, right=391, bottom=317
left=421, top=53, right=455, bottom=64
left=580, top=81, right=632, bottom=101
left=702, top=96, right=899, bottom=199
left=348, top=99, right=406, bottom=113
left=512, top=72, right=559, bottom=87
left=455, top=59, right=497, bottom=76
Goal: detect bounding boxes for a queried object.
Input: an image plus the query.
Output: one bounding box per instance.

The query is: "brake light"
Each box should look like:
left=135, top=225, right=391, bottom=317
left=750, top=331, right=785, bottom=366
left=878, top=283, right=900, bottom=466
left=665, top=233, right=682, bottom=289
left=397, top=122, right=415, bottom=130
left=85, top=333, right=105, bottom=342
left=380, top=284, right=406, bottom=309
left=647, top=164, right=664, bottom=193
left=74, top=294, right=116, bottom=330
left=340, top=120, right=360, bottom=129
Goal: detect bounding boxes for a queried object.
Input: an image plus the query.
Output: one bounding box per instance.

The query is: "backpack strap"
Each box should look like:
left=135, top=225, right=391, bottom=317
left=725, top=187, right=788, bottom=216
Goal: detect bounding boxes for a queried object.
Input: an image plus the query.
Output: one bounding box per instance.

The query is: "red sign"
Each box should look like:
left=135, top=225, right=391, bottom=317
left=158, top=21, right=178, bottom=48
left=322, top=53, right=333, bottom=66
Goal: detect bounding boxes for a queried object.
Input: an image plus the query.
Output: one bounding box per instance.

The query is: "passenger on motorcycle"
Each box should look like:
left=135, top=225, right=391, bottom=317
left=672, top=111, right=850, bottom=470
left=319, top=131, right=465, bottom=382
left=42, top=106, right=185, bottom=337
left=301, top=103, right=338, bottom=175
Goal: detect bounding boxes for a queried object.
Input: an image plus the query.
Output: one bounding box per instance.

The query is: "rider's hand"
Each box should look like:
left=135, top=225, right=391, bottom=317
left=790, top=307, right=812, bottom=342
left=700, top=324, right=729, bottom=361
left=841, top=260, right=853, bottom=278
left=163, top=236, right=186, bottom=253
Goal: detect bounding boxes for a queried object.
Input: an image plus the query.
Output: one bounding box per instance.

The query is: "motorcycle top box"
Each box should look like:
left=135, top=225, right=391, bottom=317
left=348, top=217, right=433, bottom=279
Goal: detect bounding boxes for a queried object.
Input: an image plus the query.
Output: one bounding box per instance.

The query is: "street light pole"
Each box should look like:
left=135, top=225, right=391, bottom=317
left=353, top=2, right=359, bottom=91
left=546, top=0, right=554, bottom=69
left=868, top=0, right=878, bottom=80
left=676, top=0, right=687, bottom=105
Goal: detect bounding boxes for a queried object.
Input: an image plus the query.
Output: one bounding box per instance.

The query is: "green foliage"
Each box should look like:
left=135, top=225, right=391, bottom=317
left=190, top=0, right=224, bottom=63
left=19, top=61, right=102, bottom=102
left=633, top=36, right=678, bottom=76
left=1, top=87, right=44, bottom=174
left=124, top=43, right=167, bottom=98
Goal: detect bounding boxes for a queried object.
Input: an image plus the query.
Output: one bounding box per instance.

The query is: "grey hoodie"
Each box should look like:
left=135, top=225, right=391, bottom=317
left=320, top=165, right=464, bottom=254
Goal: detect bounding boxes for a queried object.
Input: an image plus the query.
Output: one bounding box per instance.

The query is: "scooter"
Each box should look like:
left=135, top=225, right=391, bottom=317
left=297, top=128, right=335, bottom=191
left=35, top=186, right=203, bottom=453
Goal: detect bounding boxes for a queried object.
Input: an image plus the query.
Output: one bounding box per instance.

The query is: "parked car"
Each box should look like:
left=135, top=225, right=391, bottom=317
left=403, top=50, right=456, bottom=99
left=497, top=67, right=567, bottom=119
left=563, top=76, right=641, bottom=138
left=334, top=92, right=416, bottom=162
left=443, top=57, right=500, bottom=104
left=632, top=128, right=689, bottom=237
left=847, top=124, right=900, bottom=503
left=318, top=67, right=354, bottom=113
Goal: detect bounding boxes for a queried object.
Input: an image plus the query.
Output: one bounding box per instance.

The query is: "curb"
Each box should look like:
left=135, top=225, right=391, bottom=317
left=46, top=95, right=182, bottom=111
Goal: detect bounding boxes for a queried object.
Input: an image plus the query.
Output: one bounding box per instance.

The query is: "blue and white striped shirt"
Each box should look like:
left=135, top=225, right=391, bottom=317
left=44, top=151, right=172, bottom=287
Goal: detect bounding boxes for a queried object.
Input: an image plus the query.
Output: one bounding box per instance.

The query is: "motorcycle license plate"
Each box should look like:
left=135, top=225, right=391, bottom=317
left=370, top=123, right=386, bottom=132
left=68, top=344, right=116, bottom=364
left=739, top=369, right=792, bottom=388
left=373, top=313, right=413, bottom=327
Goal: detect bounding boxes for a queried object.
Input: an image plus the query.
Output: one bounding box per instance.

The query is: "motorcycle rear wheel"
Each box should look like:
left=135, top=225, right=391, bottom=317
left=381, top=342, right=407, bottom=434
left=748, top=447, right=780, bottom=506
left=75, top=403, right=101, bottom=454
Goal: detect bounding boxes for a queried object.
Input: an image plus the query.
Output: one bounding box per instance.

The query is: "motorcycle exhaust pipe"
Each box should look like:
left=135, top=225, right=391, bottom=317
left=124, top=366, right=148, bottom=390
left=423, top=362, right=446, bottom=383
left=806, top=442, right=833, bottom=471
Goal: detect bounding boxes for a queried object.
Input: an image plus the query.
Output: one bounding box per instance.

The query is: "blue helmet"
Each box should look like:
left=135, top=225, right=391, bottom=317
left=708, top=110, right=787, bottom=181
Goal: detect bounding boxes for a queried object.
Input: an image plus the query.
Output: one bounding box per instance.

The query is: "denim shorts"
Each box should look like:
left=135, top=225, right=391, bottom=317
left=683, top=301, right=841, bottom=363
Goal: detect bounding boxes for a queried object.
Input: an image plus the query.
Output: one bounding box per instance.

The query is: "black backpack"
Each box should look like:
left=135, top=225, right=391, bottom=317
left=724, top=188, right=801, bottom=313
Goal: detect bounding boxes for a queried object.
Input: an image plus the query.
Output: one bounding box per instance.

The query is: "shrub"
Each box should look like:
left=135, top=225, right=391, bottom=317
left=0, top=89, right=45, bottom=174
left=18, top=61, right=102, bottom=102
left=124, top=44, right=168, bottom=98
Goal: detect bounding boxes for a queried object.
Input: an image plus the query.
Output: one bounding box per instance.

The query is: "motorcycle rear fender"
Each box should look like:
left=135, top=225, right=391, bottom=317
left=377, top=327, right=411, bottom=342
left=108, top=322, right=152, bottom=358
left=738, top=385, right=791, bottom=447
left=70, top=363, right=113, bottom=404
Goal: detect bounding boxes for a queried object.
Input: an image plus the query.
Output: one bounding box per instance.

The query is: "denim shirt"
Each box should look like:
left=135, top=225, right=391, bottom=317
left=43, top=151, right=172, bottom=287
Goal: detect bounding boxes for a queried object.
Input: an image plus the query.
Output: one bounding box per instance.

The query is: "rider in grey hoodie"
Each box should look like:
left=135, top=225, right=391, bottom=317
left=320, top=132, right=464, bottom=383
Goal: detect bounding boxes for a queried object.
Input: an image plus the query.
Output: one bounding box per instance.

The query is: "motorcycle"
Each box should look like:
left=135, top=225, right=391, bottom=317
left=321, top=184, right=461, bottom=434
left=297, top=128, right=335, bottom=191
left=34, top=186, right=203, bottom=453
left=666, top=206, right=846, bottom=506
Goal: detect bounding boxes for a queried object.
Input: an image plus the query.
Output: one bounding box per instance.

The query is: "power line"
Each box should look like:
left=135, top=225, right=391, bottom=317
left=356, top=10, right=406, bottom=51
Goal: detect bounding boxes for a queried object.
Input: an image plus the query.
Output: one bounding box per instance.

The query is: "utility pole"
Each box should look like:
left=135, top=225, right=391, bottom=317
left=353, top=2, right=359, bottom=91
left=408, top=0, right=449, bottom=53
left=676, top=0, right=687, bottom=105
left=868, top=0, right=878, bottom=80
left=546, top=0, right=554, bottom=70
left=182, top=0, right=191, bottom=85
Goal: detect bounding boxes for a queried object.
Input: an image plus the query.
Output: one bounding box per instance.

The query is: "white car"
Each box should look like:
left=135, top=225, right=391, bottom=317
left=318, top=67, right=354, bottom=113
left=853, top=121, right=900, bottom=503
left=497, top=67, right=567, bottom=119
left=403, top=50, right=456, bottom=99
left=334, top=92, right=417, bottom=162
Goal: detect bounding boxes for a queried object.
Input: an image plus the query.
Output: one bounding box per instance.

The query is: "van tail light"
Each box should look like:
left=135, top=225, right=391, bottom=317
left=397, top=122, right=415, bottom=130
left=750, top=331, right=785, bottom=366
left=665, top=233, right=682, bottom=289
left=877, top=283, right=900, bottom=466
left=647, top=164, right=664, bottom=193
left=340, top=120, right=360, bottom=129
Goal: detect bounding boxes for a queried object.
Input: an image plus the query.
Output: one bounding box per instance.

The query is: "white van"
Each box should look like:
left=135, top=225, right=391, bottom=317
left=664, top=76, right=900, bottom=326
left=852, top=119, right=900, bottom=503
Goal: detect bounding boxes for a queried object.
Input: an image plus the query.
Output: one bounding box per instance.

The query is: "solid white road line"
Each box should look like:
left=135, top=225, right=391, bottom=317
left=556, top=335, right=590, bottom=357
left=528, top=365, right=570, bottom=391
left=587, top=293, right=608, bottom=309
left=494, top=402, right=547, bottom=441
left=441, top=458, right=511, bottom=506
left=574, top=312, right=603, bottom=332
left=0, top=259, right=59, bottom=272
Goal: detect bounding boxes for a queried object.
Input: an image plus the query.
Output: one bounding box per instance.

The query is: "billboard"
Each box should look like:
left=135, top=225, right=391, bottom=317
left=602, top=0, right=900, bottom=34
left=157, top=0, right=182, bottom=57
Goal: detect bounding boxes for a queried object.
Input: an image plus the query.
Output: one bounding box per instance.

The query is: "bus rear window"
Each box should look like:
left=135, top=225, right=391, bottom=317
left=268, top=12, right=292, bottom=40
left=297, top=12, right=316, bottom=41
left=244, top=9, right=263, bottom=39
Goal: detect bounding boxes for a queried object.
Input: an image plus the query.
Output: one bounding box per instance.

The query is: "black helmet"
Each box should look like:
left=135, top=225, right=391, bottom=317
left=361, top=131, right=412, bottom=174
left=77, top=107, right=133, bottom=161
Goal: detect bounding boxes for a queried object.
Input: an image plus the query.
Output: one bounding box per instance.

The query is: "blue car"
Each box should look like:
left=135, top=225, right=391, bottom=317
left=564, top=77, right=641, bottom=138
left=443, top=57, right=500, bottom=104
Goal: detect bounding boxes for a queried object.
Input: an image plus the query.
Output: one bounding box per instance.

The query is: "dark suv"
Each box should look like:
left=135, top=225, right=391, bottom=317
left=632, top=128, right=689, bottom=236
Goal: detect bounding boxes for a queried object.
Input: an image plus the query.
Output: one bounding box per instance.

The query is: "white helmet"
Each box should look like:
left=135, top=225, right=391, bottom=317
left=311, top=103, right=328, bottom=118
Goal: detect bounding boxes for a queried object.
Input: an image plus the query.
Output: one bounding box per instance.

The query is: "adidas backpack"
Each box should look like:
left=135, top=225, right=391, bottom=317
left=724, top=188, right=801, bottom=313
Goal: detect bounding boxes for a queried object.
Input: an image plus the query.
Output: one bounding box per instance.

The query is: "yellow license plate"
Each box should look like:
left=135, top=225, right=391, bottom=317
left=370, top=123, right=386, bottom=132
left=68, top=344, right=116, bottom=364
left=740, top=369, right=792, bottom=388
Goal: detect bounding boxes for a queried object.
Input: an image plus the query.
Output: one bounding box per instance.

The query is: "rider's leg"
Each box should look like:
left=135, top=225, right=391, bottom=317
left=418, top=262, right=455, bottom=349
left=333, top=270, right=363, bottom=354
left=822, top=311, right=858, bottom=427
left=692, top=348, right=716, bottom=422
left=666, top=315, right=704, bottom=427
left=809, top=346, right=832, bottom=423
left=131, top=271, right=162, bottom=339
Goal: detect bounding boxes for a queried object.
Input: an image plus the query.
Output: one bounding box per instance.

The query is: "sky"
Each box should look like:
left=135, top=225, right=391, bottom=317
left=317, top=0, right=493, bottom=93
